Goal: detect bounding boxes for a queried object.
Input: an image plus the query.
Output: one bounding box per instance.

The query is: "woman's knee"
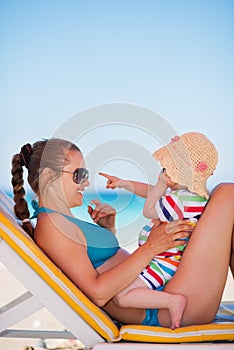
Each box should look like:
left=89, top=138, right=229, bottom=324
left=113, top=294, right=127, bottom=308
left=210, top=182, right=234, bottom=198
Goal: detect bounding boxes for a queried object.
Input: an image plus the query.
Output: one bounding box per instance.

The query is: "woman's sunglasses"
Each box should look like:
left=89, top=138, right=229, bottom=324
left=62, top=168, right=89, bottom=184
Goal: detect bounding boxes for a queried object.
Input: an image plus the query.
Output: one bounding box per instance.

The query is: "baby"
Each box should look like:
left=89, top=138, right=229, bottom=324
left=100, top=132, right=218, bottom=328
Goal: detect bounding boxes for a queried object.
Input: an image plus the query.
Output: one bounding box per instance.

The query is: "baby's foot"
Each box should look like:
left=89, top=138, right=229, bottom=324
left=168, top=294, right=187, bottom=330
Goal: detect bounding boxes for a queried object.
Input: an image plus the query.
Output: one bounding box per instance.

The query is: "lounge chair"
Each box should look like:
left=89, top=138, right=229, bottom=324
left=0, top=188, right=233, bottom=349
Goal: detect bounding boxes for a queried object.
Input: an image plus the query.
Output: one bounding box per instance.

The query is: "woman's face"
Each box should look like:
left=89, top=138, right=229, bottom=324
left=61, top=150, right=90, bottom=208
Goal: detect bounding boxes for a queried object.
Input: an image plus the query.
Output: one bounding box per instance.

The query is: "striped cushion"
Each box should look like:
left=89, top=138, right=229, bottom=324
left=120, top=322, right=234, bottom=343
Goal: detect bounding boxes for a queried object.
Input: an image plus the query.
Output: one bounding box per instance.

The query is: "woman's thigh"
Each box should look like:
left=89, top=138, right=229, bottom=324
left=159, top=183, right=234, bottom=326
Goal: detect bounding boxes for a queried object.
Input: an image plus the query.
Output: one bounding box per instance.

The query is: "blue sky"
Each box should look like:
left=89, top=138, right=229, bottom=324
left=1, top=0, right=233, bottom=192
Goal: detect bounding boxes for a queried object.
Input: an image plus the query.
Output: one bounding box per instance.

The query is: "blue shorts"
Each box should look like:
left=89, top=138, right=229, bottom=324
left=142, top=285, right=164, bottom=326
left=142, top=308, right=161, bottom=326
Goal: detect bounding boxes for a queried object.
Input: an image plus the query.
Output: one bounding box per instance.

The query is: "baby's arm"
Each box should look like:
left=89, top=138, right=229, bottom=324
left=143, top=171, right=168, bottom=219
left=99, top=172, right=153, bottom=198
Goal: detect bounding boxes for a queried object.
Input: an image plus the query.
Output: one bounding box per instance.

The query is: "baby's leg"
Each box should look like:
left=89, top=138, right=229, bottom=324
left=113, top=277, right=186, bottom=329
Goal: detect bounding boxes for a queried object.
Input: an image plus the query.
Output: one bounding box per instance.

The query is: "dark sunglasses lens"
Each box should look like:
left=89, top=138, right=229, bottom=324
left=73, top=168, right=89, bottom=184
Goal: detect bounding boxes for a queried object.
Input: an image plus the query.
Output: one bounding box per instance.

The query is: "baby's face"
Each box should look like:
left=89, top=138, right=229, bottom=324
left=158, top=168, right=178, bottom=190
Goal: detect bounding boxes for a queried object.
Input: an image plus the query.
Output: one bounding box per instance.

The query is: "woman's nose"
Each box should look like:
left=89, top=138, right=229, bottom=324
left=84, top=179, right=90, bottom=187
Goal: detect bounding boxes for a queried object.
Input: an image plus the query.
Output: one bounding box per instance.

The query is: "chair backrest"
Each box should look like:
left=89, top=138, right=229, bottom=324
left=0, top=188, right=120, bottom=343
left=0, top=188, right=16, bottom=219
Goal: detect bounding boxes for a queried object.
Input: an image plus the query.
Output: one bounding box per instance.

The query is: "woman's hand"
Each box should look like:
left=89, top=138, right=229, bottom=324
left=99, top=172, right=123, bottom=189
left=145, top=219, right=194, bottom=254
left=88, top=199, right=116, bottom=234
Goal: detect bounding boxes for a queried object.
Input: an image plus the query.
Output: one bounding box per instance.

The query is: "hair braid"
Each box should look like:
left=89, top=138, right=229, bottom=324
left=11, top=153, right=34, bottom=238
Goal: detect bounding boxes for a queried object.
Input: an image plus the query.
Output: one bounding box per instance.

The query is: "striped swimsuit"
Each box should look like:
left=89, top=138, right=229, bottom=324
left=139, top=189, right=207, bottom=290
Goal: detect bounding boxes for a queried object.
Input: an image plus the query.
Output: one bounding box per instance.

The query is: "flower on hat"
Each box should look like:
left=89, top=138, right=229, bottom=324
left=195, top=161, right=208, bottom=173
left=171, top=136, right=180, bottom=142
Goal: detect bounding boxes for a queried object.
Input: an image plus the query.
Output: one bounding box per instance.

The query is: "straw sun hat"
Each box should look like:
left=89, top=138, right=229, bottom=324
left=153, top=132, right=218, bottom=199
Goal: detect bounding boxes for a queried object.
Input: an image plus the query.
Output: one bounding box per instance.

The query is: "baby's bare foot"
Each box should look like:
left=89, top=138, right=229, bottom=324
left=168, top=294, right=187, bottom=330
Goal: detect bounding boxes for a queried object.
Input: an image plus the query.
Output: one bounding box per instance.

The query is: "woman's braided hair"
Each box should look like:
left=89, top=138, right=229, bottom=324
left=11, top=138, right=80, bottom=238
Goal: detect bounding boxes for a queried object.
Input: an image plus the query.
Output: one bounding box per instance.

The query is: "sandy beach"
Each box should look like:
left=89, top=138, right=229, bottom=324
left=0, top=263, right=233, bottom=350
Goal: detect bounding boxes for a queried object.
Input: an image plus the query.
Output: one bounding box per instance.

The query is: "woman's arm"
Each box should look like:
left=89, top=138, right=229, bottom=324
left=35, top=213, right=192, bottom=307
left=99, top=172, right=153, bottom=198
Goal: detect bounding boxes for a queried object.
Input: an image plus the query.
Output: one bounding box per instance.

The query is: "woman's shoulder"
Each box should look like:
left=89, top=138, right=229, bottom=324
left=35, top=211, right=86, bottom=246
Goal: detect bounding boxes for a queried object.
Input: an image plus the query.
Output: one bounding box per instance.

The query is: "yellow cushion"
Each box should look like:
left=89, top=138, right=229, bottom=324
left=120, top=323, right=234, bottom=343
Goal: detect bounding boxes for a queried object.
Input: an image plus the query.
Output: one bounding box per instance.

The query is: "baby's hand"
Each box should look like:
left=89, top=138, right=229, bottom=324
left=99, top=172, right=122, bottom=189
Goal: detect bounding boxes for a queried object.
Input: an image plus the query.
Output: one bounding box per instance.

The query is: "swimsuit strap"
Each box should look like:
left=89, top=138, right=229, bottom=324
left=30, top=200, right=57, bottom=219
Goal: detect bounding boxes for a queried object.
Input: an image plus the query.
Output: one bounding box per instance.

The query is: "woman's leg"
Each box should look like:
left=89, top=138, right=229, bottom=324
left=159, top=183, right=234, bottom=327
left=230, top=224, right=234, bottom=278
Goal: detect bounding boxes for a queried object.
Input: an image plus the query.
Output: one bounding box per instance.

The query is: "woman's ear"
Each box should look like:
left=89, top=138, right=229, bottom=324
left=41, top=167, right=54, bottom=177
left=40, top=167, right=58, bottom=185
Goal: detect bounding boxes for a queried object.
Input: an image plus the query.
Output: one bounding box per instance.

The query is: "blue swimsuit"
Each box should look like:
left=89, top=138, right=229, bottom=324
left=31, top=202, right=161, bottom=326
left=31, top=203, right=120, bottom=268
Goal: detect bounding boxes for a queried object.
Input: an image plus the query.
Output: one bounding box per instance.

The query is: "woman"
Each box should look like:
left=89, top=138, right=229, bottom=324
left=11, top=138, right=234, bottom=328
